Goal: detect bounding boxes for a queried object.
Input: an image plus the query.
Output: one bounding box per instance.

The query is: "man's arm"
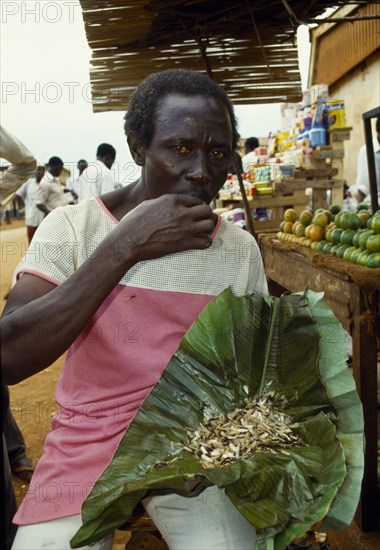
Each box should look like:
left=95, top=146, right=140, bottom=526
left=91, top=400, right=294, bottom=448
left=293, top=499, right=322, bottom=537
left=36, top=203, right=51, bottom=216
left=1, top=194, right=216, bottom=385
left=14, top=194, right=25, bottom=209
left=35, top=180, right=51, bottom=216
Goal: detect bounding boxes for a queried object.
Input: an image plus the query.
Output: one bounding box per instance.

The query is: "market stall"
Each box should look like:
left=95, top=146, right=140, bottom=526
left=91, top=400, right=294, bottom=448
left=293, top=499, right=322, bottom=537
left=215, top=84, right=355, bottom=233
left=259, top=232, right=380, bottom=531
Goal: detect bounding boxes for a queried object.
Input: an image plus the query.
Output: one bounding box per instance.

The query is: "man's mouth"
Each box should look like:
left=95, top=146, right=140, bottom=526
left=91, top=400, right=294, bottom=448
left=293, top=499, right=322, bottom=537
left=187, top=189, right=211, bottom=204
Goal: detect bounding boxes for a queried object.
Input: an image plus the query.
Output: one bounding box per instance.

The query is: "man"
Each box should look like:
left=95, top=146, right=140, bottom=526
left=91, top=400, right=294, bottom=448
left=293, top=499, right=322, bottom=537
left=65, top=159, right=88, bottom=204
left=241, top=136, right=259, bottom=173
left=35, top=156, right=68, bottom=216
left=15, top=165, right=45, bottom=243
left=352, top=115, right=380, bottom=205
left=78, top=144, right=116, bottom=202
left=2, top=70, right=267, bottom=549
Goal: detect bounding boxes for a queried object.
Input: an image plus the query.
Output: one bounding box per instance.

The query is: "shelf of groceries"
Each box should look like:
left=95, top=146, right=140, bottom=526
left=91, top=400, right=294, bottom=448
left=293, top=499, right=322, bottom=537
left=215, top=85, right=351, bottom=230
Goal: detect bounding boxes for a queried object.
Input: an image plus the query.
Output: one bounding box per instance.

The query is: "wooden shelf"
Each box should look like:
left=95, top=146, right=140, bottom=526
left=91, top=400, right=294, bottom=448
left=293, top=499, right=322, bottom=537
left=314, top=148, right=345, bottom=159
left=216, top=194, right=307, bottom=207
left=278, top=178, right=344, bottom=190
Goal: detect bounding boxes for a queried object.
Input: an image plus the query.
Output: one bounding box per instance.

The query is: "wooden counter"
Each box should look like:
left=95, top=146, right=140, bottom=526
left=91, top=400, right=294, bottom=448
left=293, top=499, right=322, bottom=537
left=259, top=234, right=380, bottom=532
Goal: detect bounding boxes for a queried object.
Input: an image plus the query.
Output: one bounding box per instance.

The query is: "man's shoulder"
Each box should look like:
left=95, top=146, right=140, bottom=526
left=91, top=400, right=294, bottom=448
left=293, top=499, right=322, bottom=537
left=218, top=218, right=257, bottom=244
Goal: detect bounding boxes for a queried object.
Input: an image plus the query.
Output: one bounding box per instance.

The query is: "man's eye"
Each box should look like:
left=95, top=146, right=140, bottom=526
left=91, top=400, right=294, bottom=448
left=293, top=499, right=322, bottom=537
left=210, top=150, right=226, bottom=160
left=172, top=145, right=190, bottom=154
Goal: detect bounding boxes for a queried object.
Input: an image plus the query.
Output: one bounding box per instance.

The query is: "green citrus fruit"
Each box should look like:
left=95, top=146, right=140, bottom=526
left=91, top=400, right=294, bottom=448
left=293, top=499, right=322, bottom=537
left=357, top=250, right=370, bottom=266
left=312, top=213, right=329, bottom=228
left=357, top=202, right=370, bottom=211
left=330, top=244, right=340, bottom=255
left=299, top=210, right=313, bottom=226
left=336, top=244, right=349, bottom=258
left=367, top=214, right=375, bottom=229
left=334, top=212, right=343, bottom=228
left=329, top=204, right=341, bottom=215
left=343, top=246, right=357, bottom=261
left=352, top=230, right=363, bottom=248
left=294, top=223, right=306, bottom=237
left=340, top=212, right=360, bottom=231
left=323, top=242, right=334, bottom=254
left=331, top=228, right=344, bottom=245
left=322, top=209, right=333, bottom=222
left=357, top=211, right=370, bottom=228
left=371, top=215, right=380, bottom=234
left=316, top=240, right=327, bottom=252
left=284, top=208, right=298, bottom=222
left=340, top=228, right=356, bottom=246
left=366, top=234, right=380, bottom=253
left=358, top=229, right=374, bottom=249
left=366, top=252, right=380, bottom=268
left=350, top=248, right=362, bottom=264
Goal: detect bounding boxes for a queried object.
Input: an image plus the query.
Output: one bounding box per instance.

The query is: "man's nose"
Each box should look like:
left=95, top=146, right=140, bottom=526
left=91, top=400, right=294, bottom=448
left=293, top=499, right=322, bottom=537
left=186, top=152, right=211, bottom=184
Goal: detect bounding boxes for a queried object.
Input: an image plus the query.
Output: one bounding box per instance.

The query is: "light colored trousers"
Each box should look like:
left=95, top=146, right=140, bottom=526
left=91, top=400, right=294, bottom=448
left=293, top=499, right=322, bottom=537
left=12, top=487, right=256, bottom=549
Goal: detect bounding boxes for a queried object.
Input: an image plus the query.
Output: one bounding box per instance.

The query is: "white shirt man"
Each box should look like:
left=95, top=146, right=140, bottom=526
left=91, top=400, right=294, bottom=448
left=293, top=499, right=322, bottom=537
left=35, top=157, right=68, bottom=215
left=351, top=116, right=380, bottom=204
left=355, top=142, right=380, bottom=202
left=15, top=166, right=45, bottom=243
left=66, top=160, right=88, bottom=204
left=78, top=144, right=116, bottom=202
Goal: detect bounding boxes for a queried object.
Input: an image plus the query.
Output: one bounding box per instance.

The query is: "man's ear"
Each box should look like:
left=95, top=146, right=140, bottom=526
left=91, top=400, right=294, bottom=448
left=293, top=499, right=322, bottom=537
left=127, top=133, right=146, bottom=166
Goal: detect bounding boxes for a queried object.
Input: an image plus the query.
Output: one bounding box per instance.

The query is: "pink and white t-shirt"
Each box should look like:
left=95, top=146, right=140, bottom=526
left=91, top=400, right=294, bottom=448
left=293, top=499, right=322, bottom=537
left=14, top=196, right=268, bottom=525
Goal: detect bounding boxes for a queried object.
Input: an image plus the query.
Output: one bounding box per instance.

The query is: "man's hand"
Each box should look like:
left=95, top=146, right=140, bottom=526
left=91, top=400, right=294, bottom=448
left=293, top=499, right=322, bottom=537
left=113, top=194, right=217, bottom=263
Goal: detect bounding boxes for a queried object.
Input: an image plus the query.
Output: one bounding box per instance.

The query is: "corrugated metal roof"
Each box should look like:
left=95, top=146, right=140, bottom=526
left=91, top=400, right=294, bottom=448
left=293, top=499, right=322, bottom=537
left=80, top=1, right=363, bottom=112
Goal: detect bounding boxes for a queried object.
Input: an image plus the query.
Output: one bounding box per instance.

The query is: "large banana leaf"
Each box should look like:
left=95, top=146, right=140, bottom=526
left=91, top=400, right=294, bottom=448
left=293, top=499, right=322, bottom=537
left=71, top=289, right=364, bottom=549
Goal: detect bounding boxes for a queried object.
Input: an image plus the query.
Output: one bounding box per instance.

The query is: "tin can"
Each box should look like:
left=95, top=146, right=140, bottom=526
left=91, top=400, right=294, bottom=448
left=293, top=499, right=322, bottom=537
left=327, top=100, right=346, bottom=128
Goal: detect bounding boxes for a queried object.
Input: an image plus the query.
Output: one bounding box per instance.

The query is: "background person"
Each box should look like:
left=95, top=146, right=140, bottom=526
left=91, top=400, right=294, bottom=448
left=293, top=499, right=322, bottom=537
left=350, top=115, right=380, bottom=205
left=2, top=69, right=267, bottom=550
left=65, top=160, right=88, bottom=204
left=241, top=136, right=259, bottom=173
left=15, top=165, right=45, bottom=243
left=78, top=144, right=116, bottom=202
left=35, top=157, right=68, bottom=216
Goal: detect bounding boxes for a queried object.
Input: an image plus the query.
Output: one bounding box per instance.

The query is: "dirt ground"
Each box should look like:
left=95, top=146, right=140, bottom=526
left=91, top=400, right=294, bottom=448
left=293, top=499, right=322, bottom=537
left=1, top=221, right=379, bottom=549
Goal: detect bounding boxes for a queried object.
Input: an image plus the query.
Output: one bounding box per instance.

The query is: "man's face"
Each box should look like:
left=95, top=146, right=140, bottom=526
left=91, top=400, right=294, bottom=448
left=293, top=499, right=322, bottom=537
left=78, top=161, right=88, bottom=174
left=103, top=155, right=115, bottom=170
left=141, top=93, right=233, bottom=204
left=49, top=163, right=63, bottom=177
left=35, top=166, right=45, bottom=182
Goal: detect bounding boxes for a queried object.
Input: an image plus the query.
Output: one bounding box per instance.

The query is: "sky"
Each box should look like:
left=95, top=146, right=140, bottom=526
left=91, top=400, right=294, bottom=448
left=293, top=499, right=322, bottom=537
left=0, top=0, right=311, bottom=185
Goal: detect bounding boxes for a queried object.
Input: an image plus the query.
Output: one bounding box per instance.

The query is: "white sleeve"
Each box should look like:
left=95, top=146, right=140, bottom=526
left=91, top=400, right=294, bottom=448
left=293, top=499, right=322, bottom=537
left=355, top=145, right=369, bottom=194
left=15, top=180, right=28, bottom=200
left=78, top=164, right=101, bottom=201
left=35, top=179, right=49, bottom=205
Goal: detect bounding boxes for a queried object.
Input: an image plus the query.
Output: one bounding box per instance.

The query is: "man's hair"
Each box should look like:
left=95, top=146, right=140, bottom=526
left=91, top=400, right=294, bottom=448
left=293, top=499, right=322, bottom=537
left=96, top=143, right=116, bottom=158
left=47, top=156, right=63, bottom=166
left=245, top=137, right=259, bottom=152
left=77, top=159, right=87, bottom=165
left=124, top=69, right=239, bottom=149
